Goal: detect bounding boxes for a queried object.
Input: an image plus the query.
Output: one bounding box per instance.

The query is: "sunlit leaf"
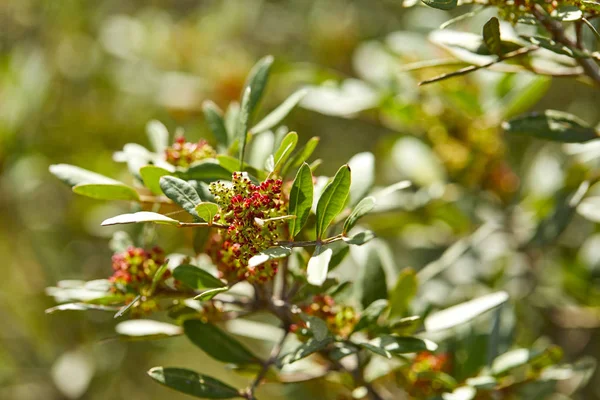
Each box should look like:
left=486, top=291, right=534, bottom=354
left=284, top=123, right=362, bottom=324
left=315, top=165, right=351, bottom=239
left=148, top=367, right=241, bottom=399
left=288, top=163, right=313, bottom=238
left=244, top=55, right=274, bottom=118
left=73, top=183, right=140, bottom=201
left=160, top=176, right=201, bottom=219
left=307, top=245, right=333, bottom=286
left=49, top=164, right=120, bottom=187
left=140, top=165, right=171, bottom=195
left=176, top=161, right=233, bottom=182
left=116, top=319, right=182, bottom=339
left=348, top=152, right=374, bottom=205
left=101, top=211, right=180, bottom=226
left=194, top=287, right=229, bottom=301
left=237, top=87, right=252, bottom=166
left=359, top=335, right=437, bottom=358
left=248, top=246, right=292, bottom=269
left=195, top=202, right=219, bottom=223
left=273, top=131, right=298, bottom=173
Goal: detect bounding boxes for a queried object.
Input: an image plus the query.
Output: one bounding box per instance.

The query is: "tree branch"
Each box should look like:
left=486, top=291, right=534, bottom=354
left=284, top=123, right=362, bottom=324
left=244, top=329, right=289, bottom=400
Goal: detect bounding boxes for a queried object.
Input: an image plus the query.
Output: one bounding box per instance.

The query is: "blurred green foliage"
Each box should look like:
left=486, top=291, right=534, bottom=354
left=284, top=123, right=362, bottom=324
left=1, top=1, right=600, bottom=399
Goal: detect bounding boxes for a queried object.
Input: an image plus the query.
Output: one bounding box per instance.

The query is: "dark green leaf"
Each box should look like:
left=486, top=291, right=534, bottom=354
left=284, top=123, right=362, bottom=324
left=146, top=120, right=169, bottom=153
left=502, top=110, right=598, bottom=143
left=203, top=101, right=229, bottom=147
left=216, top=155, right=265, bottom=180
left=483, top=17, right=502, bottom=56
left=288, top=163, right=314, bottom=238
left=248, top=246, right=292, bottom=269
left=150, top=263, right=170, bottom=294
left=302, top=315, right=329, bottom=341
left=343, top=230, right=375, bottom=246
left=243, top=55, right=274, bottom=118
left=160, top=176, right=201, bottom=219
left=183, top=320, right=260, bottom=364
left=251, top=88, right=308, bottom=134
left=388, top=268, right=418, bottom=319
left=148, top=367, right=241, bottom=399
left=421, top=0, right=458, bottom=10
left=307, top=244, right=333, bottom=286
left=358, top=244, right=387, bottom=309
left=279, top=337, right=333, bottom=366
left=140, top=165, right=171, bottom=195
left=237, top=87, right=252, bottom=167
left=353, top=299, right=388, bottom=333
left=176, top=161, right=233, bottom=182
left=73, top=183, right=140, bottom=201
left=195, top=202, right=220, bottom=223
left=273, top=131, right=298, bottom=173
left=49, top=163, right=120, bottom=187
left=101, top=211, right=180, bottom=226
left=343, top=196, right=376, bottom=235
left=173, top=264, right=225, bottom=290
left=315, top=165, right=351, bottom=239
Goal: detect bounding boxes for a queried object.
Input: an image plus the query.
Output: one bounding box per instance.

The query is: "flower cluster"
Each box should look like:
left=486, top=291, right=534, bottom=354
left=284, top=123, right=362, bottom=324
left=208, top=172, right=286, bottom=282
left=405, top=351, right=451, bottom=398
left=489, top=0, right=598, bottom=23
left=292, top=295, right=358, bottom=339
left=110, top=246, right=169, bottom=293
left=165, top=136, right=216, bottom=168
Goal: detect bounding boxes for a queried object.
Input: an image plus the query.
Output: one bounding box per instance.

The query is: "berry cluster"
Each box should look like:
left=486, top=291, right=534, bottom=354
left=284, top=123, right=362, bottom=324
left=292, top=295, right=358, bottom=339
left=208, top=172, right=286, bottom=283
left=165, top=137, right=216, bottom=168
left=110, top=246, right=169, bottom=293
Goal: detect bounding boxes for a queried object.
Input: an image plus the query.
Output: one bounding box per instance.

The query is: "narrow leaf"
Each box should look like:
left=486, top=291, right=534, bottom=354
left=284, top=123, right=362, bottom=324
left=146, top=120, right=169, bottom=153
left=483, top=17, right=502, bottom=56
left=173, top=265, right=225, bottom=290
left=73, top=183, right=140, bottom=201
left=273, top=131, right=298, bottom=173
left=203, top=100, right=229, bottom=147
left=421, top=0, right=458, bottom=10
left=424, top=291, right=509, bottom=332
left=114, top=294, right=141, bottom=318
left=289, top=136, right=320, bottom=169
left=288, top=163, right=314, bottom=238
left=237, top=87, right=252, bottom=167
left=244, top=55, right=274, bottom=118
left=248, top=246, right=292, bottom=269
left=348, top=152, right=374, bottom=205
left=49, top=164, right=120, bottom=187
left=140, top=165, right=171, bottom=195
left=343, top=196, right=376, bottom=234
left=251, top=88, right=308, bottom=134
left=343, top=230, right=375, bottom=246
left=279, top=337, right=333, bottom=366
left=360, top=335, right=438, bottom=357
left=307, top=245, right=333, bottom=286
left=101, top=211, right=179, bottom=226
left=194, top=287, right=229, bottom=301
left=160, top=176, right=201, bottom=219
left=148, top=367, right=241, bottom=399
left=502, top=110, right=598, bottom=143
left=183, top=320, right=260, bottom=364
left=359, top=244, right=387, bottom=308
left=388, top=268, right=418, bottom=319
left=116, top=319, right=182, bottom=339
left=195, top=202, right=220, bottom=223
left=315, top=165, right=351, bottom=239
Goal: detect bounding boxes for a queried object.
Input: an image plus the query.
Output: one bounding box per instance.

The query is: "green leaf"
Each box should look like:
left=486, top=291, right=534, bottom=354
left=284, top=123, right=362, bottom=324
left=348, top=152, right=374, bottom=205
left=288, top=163, right=314, bottom=238
left=150, top=263, right=170, bottom=295
left=273, top=131, right=298, bottom=173
left=315, top=165, right=351, bottom=239
left=248, top=246, right=292, bottom=269
left=195, top=202, right=220, bottom=223
left=491, top=348, right=546, bottom=375
left=251, top=88, right=308, bottom=134
left=49, top=164, right=120, bottom=187
left=148, top=367, right=241, bottom=399
left=342, top=230, right=375, bottom=246
left=140, top=165, right=171, bottom=195
left=237, top=87, right=252, bottom=167
left=45, top=303, right=119, bottom=314
left=359, top=335, right=438, bottom=358
left=101, top=211, right=180, bottom=226
left=353, top=299, right=388, bottom=333
left=160, top=176, right=201, bottom=219
left=288, top=136, right=320, bottom=170
left=173, top=264, right=225, bottom=290
left=421, top=0, right=458, bottom=10
left=358, top=244, right=387, bottom=309
left=244, top=55, right=274, bottom=118
left=183, top=320, right=260, bottom=364
left=279, top=337, right=333, bottom=366
left=307, top=244, right=333, bottom=286
left=176, top=161, right=233, bottom=182
left=424, top=291, right=509, bottom=332
left=73, top=183, right=140, bottom=201
left=343, top=196, right=376, bottom=235
left=552, top=5, right=583, bottom=21
left=302, top=315, right=329, bottom=341
left=483, top=17, right=502, bottom=56
left=502, top=110, right=598, bottom=143
left=388, top=268, right=418, bottom=319
left=577, top=196, right=600, bottom=222
left=146, top=120, right=169, bottom=153
left=194, top=287, right=229, bottom=301
left=116, top=319, right=182, bottom=339
left=203, top=101, right=229, bottom=147
left=216, top=155, right=265, bottom=180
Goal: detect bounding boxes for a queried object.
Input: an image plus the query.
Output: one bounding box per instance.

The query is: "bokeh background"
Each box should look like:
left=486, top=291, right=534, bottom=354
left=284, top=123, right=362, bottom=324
left=1, top=1, right=599, bottom=399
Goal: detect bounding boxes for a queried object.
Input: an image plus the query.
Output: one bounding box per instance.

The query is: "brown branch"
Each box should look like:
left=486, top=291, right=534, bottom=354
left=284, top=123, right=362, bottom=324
left=244, top=329, right=289, bottom=400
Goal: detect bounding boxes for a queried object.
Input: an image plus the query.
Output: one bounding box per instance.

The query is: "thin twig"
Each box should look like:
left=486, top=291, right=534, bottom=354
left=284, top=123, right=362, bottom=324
left=583, top=17, right=600, bottom=44
left=244, top=329, right=289, bottom=400
left=178, top=221, right=229, bottom=229
left=531, top=4, right=600, bottom=86
left=275, top=234, right=344, bottom=248
left=418, top=46, right=539, bottom=86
